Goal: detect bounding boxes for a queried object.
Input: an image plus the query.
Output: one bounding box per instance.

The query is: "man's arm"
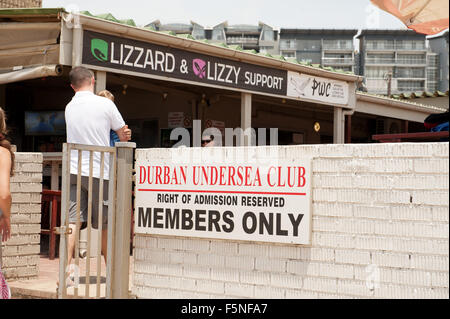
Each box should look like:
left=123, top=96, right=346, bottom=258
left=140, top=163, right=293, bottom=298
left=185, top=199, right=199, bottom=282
left=115, top=125, right=132, bottom=142
left=107, top=100, right=131, bottom=142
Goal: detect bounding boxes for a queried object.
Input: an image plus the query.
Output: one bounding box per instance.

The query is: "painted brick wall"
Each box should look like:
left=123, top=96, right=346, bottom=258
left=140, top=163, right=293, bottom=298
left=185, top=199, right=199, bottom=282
left=132, top=143, right=449, bottom=299
left=0, top=153, right=42, bottom=280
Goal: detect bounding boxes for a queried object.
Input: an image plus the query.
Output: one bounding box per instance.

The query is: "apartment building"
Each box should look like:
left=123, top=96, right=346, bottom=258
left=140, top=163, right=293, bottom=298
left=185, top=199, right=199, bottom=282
left=428, top=30, right=449, bottom=92
left=145, top=20, right=279, bottom=54
left=357, top=29, right=431, bottom=95
left=0, top=0, right=41, bottom=7
left=279, top=29, right=358, bottom=73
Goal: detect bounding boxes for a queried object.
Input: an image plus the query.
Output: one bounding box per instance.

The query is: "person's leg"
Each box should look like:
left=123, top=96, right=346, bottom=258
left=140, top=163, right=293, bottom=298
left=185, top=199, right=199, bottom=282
left=67, top=223, right=78, bottom=266
left=67, top=175, right=88, bottom=267
left=92, top=177, right=110, bottom=264
left=101, top=228, right=108, bottom=263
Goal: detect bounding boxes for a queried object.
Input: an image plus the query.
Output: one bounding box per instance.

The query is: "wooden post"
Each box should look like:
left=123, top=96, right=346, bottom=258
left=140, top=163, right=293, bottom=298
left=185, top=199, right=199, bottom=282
left=58, top=144, right=70, bottom=299
left=72, top=27, right=83, bottom=67
left=111, top=142, right=136, bottom=299
left=333, top=107, right=345, bottom=144
left=345, top=115, right=352, bottom=144
left=402, top=120, right=409, bottom=134
left=95, top=71, right=107, bottom=94
left=51, top=162, right=59, bottom=190
left=241, top=92, right=252, bottom=146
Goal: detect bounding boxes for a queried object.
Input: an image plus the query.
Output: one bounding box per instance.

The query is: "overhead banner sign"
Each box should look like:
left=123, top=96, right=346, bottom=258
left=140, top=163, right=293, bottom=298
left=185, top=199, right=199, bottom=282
left=134, top=150, right=312, bottom=245
left=287, top=71, right=349, bottom=105
left=82, top=30, right=288, bottom=96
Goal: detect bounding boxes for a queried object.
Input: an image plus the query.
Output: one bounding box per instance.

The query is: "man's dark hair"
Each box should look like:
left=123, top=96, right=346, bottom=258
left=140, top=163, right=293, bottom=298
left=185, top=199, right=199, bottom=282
left=69, top=66, right=94, bottom=89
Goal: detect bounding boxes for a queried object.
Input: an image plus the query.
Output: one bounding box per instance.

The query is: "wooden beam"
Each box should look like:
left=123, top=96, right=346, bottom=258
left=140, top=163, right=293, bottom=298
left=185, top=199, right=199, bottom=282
left=345, top=115, right=352, bottom=144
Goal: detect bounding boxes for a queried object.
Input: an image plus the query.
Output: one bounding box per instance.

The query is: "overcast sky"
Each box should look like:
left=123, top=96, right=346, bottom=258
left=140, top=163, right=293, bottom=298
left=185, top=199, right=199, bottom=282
left=42, top=0, right=407, bottom=29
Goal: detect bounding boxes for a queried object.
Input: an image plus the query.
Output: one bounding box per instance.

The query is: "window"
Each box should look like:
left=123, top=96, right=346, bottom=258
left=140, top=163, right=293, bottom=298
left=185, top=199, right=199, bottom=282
left=192, top=24, right=205, bottom=40
left=397, top=80, right=425, bottom=92
left=299, top=58, right=313, bottom=64
left=280, top=39, right=296, bottom=50
left=281, top=51, right=296, bottom=58
left=212, top=26, right=225, bottom=41
left=323, top=40, right=352, bottom=50
left=395, top=67, right=425, bottom=78
left=397, top=54, right=426, bottom=64
left=365, top=66, right=393, bottom=78
left=396, top=40, right=425, bottom=50
left=427, top=54, right=439, bottom=67
left=323, top=53, right=353, bottom=64
left=297, top=40, right=321, bottom=51
left=366, top=40, right=394, bottom=50
left=260, top=25, right=274, bottom=41
left=366, top=53, right=395, bottom=64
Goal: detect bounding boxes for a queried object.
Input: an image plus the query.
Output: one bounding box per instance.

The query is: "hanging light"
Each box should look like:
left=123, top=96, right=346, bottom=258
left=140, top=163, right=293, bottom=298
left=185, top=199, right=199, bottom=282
left=314, top=122, right=321, bottom=132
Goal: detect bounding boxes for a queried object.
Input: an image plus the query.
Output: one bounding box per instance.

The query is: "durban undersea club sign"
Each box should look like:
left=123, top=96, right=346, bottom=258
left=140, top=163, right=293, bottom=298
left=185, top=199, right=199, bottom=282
left=134, top=154, right=313, bottom=245
left=82, top=30, right=288, bottom=96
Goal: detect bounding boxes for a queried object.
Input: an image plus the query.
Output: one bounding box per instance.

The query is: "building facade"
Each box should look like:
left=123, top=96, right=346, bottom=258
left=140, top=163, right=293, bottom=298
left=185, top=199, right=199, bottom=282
left=145, top=20, right=279, bottom=54
left=357, top=30, right=432, bottom=95
left=141, top=23, right=447, bottom=94
left=279, top=29, right=358, bottom=73
left=428, top=31, right=449, bottom=92
left=0, top=0, right=41, bottom=7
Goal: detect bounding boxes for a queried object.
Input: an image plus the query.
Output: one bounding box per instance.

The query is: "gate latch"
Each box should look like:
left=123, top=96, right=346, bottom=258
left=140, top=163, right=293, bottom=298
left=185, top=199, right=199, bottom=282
left=54, top=226, right=73, bottom=235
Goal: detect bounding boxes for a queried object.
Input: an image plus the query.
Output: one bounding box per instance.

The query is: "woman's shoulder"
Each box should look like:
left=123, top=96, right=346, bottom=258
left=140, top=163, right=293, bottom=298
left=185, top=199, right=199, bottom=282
left=0, top=146, right=11, bottom=162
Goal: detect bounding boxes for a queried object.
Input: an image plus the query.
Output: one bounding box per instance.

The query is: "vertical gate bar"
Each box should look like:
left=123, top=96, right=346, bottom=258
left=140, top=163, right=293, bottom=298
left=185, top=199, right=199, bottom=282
left=111, top=142, right=135, bottom=299
left=58, top=143, right=70, bottom=299
left=96, top=151, right=105, bottom=298
left=85, top=151, right=94, bottom=298
left=48, top=192, right=53, bottom=260
left=50, top=195, right=58, bottom=260
left=106, top=150, right=117, bottom=299
left=74, top=149, right=82, bottom=298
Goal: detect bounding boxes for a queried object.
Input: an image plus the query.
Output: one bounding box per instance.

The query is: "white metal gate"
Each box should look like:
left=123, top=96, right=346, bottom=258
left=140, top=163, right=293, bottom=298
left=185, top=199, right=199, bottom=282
left=57, top=142, right=135, bottom=299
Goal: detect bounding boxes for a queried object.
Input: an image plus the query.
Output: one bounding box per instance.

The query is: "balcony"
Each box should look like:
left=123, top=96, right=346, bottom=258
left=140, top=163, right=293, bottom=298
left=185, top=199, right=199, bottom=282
left=227, top=37, right=259, bottom=45
left=396, top=58, right=426, bottom=65
left=322, top=57, right=354, bottom=65
left=397, top=86, right=425, bottom=92
left=395, top=75, right=426, bottom=79
left=395, top=44, right=426, bottom=51
left=280, top=43, right=297, bottom=50
left=365, top=87, right=392, bottom=94
left=365, top=57, right=396, bottom=64
left=366, top=44, right=426, bottom=51
left=365, top=44, right=395, bottom=51
left=322, top=42, right=353, bottom=51
left=323, top=45, right=353, bottom=51
left=365, top=58, right=427, bottom=65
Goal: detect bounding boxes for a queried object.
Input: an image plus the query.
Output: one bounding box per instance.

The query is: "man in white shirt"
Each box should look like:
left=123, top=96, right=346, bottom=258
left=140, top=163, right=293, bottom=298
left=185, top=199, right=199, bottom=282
left=65, top=66, right=131, bottom=278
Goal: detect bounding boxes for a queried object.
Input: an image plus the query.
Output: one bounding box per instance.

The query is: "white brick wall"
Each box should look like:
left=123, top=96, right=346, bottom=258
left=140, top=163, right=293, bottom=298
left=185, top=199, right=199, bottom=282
left=132, top=143, right=449, bottom=299
left=0, top=153, right=43, bottom=280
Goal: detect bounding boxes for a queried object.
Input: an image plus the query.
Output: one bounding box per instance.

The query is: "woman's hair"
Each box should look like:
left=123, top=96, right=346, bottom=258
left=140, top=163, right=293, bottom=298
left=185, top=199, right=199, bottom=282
left=0, top=107, right=15, bottom=176
left=97, top=90, right=115, bottom=102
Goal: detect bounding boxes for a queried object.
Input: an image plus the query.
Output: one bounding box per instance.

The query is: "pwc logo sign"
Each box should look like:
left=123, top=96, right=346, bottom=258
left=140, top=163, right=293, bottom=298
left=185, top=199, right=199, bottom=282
left=91, top=38, right=109, bottom=62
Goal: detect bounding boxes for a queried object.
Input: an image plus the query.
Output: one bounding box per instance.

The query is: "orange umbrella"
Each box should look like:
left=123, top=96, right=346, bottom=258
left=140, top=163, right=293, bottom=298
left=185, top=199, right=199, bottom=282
left=370, top=0, right=449, bottom=35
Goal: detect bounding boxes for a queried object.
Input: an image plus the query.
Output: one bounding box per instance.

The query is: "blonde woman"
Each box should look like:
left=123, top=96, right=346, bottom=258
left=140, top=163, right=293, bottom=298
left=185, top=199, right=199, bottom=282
left=0, top=107, right=14, bottom=243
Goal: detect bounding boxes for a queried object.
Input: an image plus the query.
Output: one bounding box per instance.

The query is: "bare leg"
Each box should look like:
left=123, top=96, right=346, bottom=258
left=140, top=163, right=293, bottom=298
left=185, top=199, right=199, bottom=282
left=67, top=224, right=78, bottom=266
left=101, top=228, right=108, bottom=264
left=57, top=223, right=77, bottom=287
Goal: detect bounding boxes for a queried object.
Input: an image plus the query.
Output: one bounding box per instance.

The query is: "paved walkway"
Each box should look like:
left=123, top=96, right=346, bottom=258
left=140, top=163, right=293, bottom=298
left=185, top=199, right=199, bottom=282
left=9, top=255, right=134, bottom=299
